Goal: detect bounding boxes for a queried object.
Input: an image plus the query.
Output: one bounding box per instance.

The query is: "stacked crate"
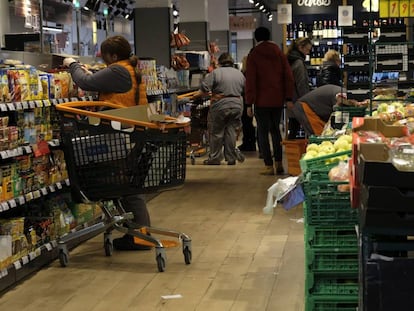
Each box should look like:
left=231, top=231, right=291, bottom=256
left=300, top=150, right=359, bottom=311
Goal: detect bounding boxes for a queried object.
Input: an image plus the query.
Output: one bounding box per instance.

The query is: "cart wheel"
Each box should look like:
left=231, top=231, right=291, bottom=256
left=104, top=240, right=113, bottom=256
left=183, top=246, right=192, bottom=265
left=59, top=250, right=69, bottom=267
left=156, top=254, right=166, bottom=272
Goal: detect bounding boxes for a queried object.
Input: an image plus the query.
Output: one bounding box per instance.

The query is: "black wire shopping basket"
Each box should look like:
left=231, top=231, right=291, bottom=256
left=56, top=101, right=188, bottom=201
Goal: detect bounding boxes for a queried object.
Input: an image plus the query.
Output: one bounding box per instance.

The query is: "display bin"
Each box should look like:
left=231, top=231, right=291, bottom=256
left=305, top=225, right=358, bottom=251
left=357, top=154, right=414, bottom=188
left=360, top=185, right=414, bottom=212
left=300, top=150, right=352, bottom=173
left=362, top=257, right=414, bottom=311
left=306, top=249, right=358, bottom=275
left=282, top=139, right=307, bottom=176
left=359, top=205, right=414, bottom=233
left=305, top=274, right=359, bottom=297
left=305, top=297, right=358, bottom=311
left=304, top=201, right=357, bottom=225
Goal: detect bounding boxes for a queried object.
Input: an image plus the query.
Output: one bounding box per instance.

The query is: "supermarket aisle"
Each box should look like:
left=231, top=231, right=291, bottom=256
left=0, top=152, right=304, bottom=311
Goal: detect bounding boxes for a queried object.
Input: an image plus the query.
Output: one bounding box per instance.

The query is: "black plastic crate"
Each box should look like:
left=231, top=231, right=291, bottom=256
left=360, top=185, right=414, bottom=212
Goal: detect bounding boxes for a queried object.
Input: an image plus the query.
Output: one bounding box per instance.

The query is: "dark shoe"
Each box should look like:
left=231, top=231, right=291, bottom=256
left=235, top=148, right=245, bottom=163
left=203, top=159, right=221, bottom=165
left=276, top=161, right=284, bottom=175
left=227, top=160, right=236, bottom=165
left=113, top=235, right=152, bottom=251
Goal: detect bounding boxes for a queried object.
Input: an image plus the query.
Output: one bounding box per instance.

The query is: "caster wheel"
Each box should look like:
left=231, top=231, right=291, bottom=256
left=156, top=254, right=166, bottom=272
left=59, top=250, right=69, bottom=267
left=183, top=246, right=192, bottom=265
left=104, top=240, right=113, bottom=256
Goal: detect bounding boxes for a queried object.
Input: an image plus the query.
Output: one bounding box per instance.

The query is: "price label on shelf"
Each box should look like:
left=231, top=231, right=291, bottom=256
left=18, top=196, right=25, bottom=205
left=1, top=202, right=9, bottom=211
left=7, top=103, right=15, bottom=111
left=33, top=190, right=41, bottom=199
left=35, top=100, right=43, bottom=107
left=25, top=192, right=34, bottom=202
left=29, top=252, right=36, bottom=261
left=41, top=187, right=48, bottom=196
left=43, top=100, right=51, bottom=107
left=35, top=248, right=41, bottom=257
left=15, top=102, right=23, bottom=110
left=0, top=104, right=7, bottom=112
left=29, top=101, right=36, bottom=108
left=65, top=179, right=70, bottom=186
left=22, top=256, right=29, bottom=265
left=24, top=146, right=32, bottom=153
left=13, top=261, right=22, bottom=270
left=49, top=185, right=56, bottom=192
left=56, top=182, right=62, bottom=190
left=400, top=0, right=409, bottom=16
left=22, top=101, right=29, bottom=109
left=16, top=147, right=24, bottom=156
left=51, top=240, right=58, bottom=248
left=45, top=243, right=53, bottom=251
left=70, top=97, right=78, bottom=102
left=51, top=99, right=58, bottom=105
left=0, top=269, right=8, bottom=279
left=8, top=199, right=16, bottom=209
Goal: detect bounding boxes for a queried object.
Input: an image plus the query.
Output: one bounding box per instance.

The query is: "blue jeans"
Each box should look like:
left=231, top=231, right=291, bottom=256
left=255, top=107, right=283, bottom=166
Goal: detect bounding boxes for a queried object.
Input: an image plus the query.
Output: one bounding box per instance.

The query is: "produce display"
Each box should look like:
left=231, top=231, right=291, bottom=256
left=303, top=134, right=352, bottom=160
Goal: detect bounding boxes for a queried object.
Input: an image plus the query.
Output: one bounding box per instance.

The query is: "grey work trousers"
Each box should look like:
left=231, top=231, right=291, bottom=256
left=207, top=105, right=242, bottom=163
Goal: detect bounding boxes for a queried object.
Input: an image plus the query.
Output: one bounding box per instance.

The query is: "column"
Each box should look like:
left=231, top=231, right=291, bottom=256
left=208, top=0, right=230, bottom=53
left=0, top=1, right=10, bottom=48
left=134, top=0, right=173, bottom=67
left=178, top=0, right=209, bottom=51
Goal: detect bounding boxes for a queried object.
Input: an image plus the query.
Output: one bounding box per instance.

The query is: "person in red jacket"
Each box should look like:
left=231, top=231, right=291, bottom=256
left=245, top=27, right=294, bottom=175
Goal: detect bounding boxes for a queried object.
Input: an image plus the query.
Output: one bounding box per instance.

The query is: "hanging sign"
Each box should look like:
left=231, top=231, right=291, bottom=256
left=277, top=4, right=292, bottom=24
left=292, top=0, right=342, bottom=15
left=229, top=16, right=257, bottom=31
left=379, top=0, right=414, bottom=17
left=338, top=5, right=353, bottom=26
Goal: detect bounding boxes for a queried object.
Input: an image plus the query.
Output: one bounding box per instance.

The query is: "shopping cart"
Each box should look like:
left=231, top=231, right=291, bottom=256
left=55, top=101, right=192, bottom=272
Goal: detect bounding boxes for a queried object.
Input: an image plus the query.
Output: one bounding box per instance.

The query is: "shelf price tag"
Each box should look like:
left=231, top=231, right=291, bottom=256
left=41, top=187, right=48, bottom=196
left=8, top=199, right=16, bottom=209
left=34, top=248, right=41, bottom=256
left=25, top=192, right=34, bottom=202
left=15, top=102, right=23, bottom=110
left=65, top=179, right=70, bottom=186
left=29, top=252, right=36, bottom=261
left=35, top=100, right=43, bottom=107
left=13, top=261, right=22, bottom=270
left=51, top=240, right=58, bottom=248
left=22, top=256, right=29, bottom=265
left=0, top=151, right=7, bottom=159
left=33, top=190, right=41, bottom=199
left=24, top=146, right=32, bottom=153
left=56, top=182, right=62, bottom=190
left=29, top=101, right=36, bottom=108
left=22, top=101, right=29, bottom=109
left=400, top=0, right=409, bottom=16
left=18, top=196, right=25, bottom=205
left=49, top=185, right=56, bottom=192
left=0, top=269, right=8, bottom=279
left=1, top=202, right=9, bottom=211
left=43, top=100, right=51, bottom=107
left=7, top=103, right=16, bottom=111
left=45, top=243, right=53, bottom=251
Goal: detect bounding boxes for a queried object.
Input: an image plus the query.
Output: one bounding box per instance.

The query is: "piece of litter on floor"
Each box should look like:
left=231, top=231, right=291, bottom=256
left=290, top=218, right=304, bottom=223
left=161, top=294, right=183, bottom=300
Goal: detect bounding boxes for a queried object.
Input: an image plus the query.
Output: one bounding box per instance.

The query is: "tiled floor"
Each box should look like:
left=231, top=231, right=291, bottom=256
left=0, top=151, right=305, bottom=311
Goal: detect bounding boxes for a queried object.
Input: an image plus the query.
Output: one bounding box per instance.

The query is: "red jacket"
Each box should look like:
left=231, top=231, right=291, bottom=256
left=245, top=41, right=294, bottom=108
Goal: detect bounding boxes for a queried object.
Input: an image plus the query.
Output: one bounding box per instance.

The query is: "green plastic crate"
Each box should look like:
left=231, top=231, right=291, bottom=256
left=300, top=150, right=351, bottom=173
left=306, top=274, right=359, bottom=297
left=333, top=105, right=367, bottom=118
left=305, top=297, right=358, bottom=311
left=306, top=249, right=358, bottom=275
left=305, top=225, right=358, bottom=251
left=304, top=201, right=357, bottom=225
left=308, top=136, right=338, bottom=144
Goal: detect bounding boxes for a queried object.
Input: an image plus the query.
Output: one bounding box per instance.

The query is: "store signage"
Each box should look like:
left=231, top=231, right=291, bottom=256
left=379, top=0, right=414, bottom=17
left=292, top=0, right=341, bottom=15
left=229, top=16, right=257, bottom=31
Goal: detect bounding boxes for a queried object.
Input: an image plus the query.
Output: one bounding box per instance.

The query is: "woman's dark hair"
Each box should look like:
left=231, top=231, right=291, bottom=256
left=101, top=35, right=142, bottom=103
left=254, top=27, right=270, bottom=42
left=218, top=52, right=234, bottom=67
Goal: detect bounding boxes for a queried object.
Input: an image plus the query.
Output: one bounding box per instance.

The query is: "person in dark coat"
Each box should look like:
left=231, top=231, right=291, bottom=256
left=316, top=49, right=342, bottom=87
left=245, top=27, right=294, bottom=175
left=286, top=37, right=313, bottom=139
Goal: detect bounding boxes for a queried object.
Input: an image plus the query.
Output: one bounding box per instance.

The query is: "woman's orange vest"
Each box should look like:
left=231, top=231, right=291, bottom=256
left=99, top=59, right=148, bottom=107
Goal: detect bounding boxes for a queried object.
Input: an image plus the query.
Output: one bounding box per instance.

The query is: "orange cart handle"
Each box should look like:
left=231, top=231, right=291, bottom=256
left=55, top=101, right=189, bottom=129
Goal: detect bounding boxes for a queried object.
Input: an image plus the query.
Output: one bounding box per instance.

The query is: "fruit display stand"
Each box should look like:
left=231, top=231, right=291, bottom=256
left=300, top=145, right=358, bottom=311
left=352, top=116, right=414, bottom=310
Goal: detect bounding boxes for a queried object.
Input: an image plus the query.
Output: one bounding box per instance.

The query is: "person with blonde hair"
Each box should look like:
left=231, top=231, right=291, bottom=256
left=316, top=49, right=342, bottom=87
